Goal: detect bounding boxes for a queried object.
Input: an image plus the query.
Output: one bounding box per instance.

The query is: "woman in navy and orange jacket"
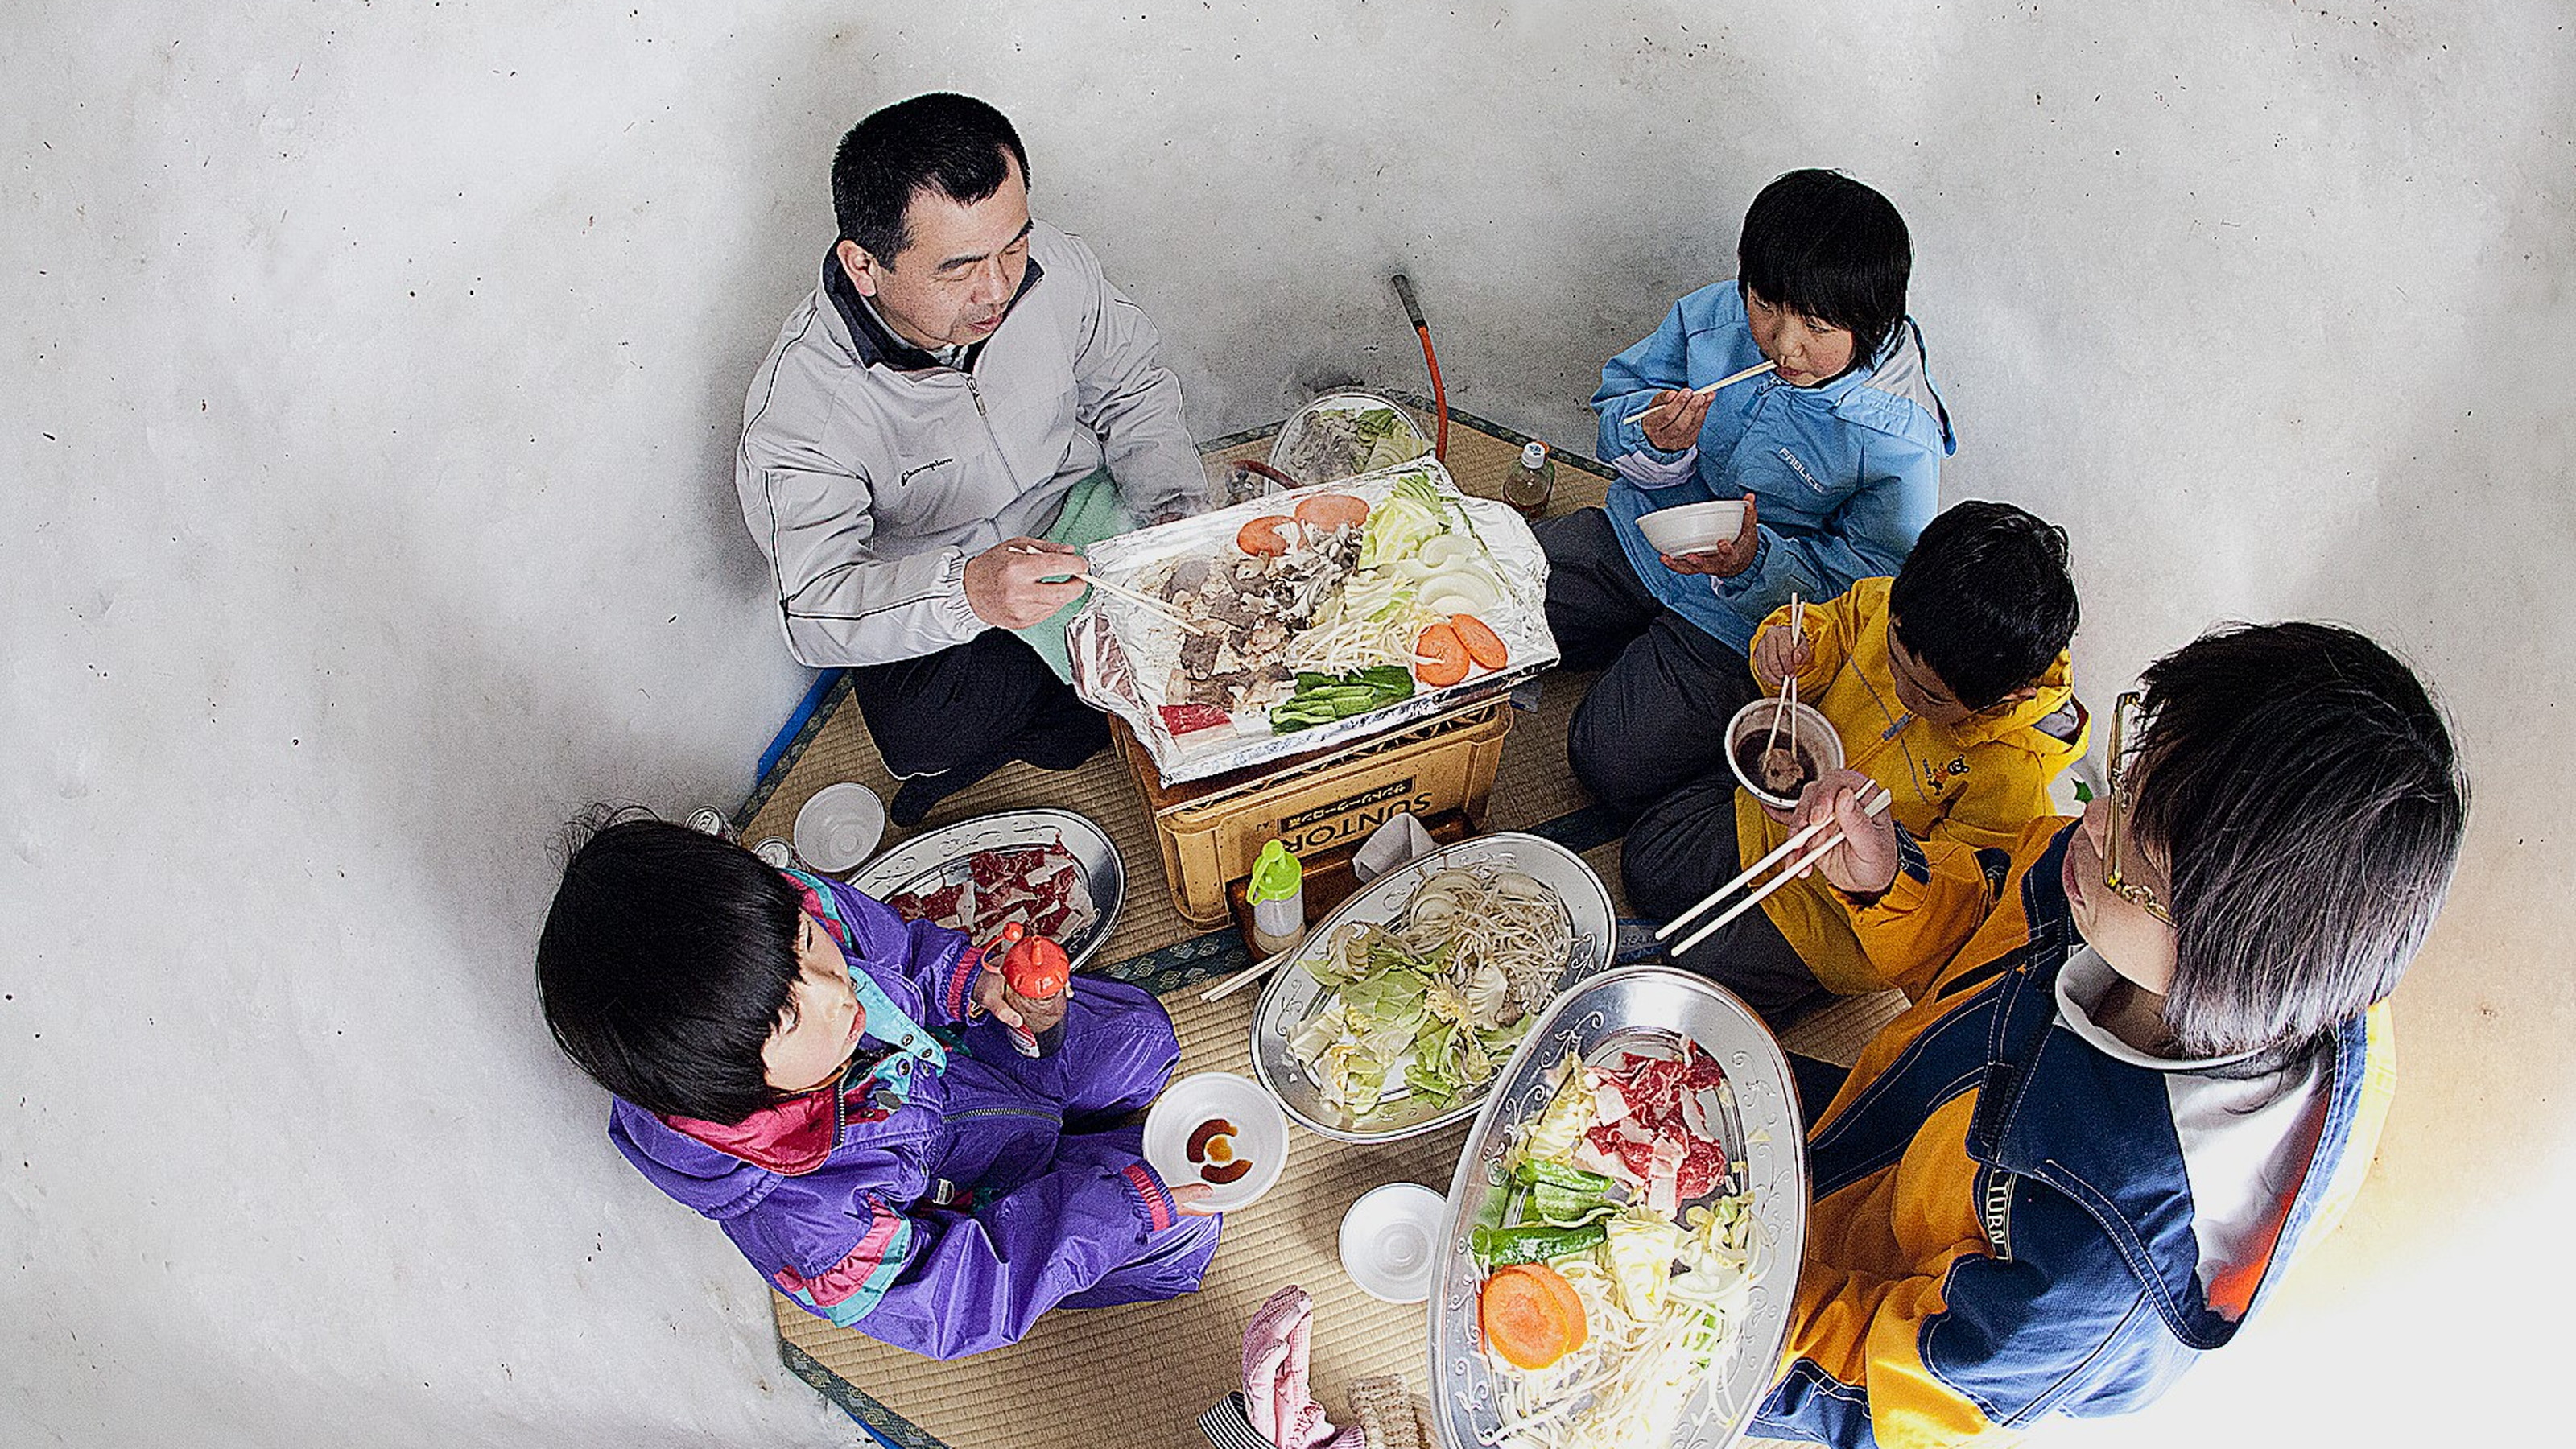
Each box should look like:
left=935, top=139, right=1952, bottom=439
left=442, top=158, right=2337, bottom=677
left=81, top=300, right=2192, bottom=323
left=1750, top=622, right=2467, bottom=1448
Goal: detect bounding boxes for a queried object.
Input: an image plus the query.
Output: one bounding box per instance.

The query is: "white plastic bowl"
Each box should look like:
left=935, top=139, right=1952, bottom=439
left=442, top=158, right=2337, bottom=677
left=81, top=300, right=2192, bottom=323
left=1143, top=1071, right=1290, bottom=1212
left=792, top=782, right=886, bottom=873
left=1338, top=1183, right=1446, bottom=1303
left=1637, top=498, right=1750, bottom=558
left=1724, top=698, right=1846, bottom=810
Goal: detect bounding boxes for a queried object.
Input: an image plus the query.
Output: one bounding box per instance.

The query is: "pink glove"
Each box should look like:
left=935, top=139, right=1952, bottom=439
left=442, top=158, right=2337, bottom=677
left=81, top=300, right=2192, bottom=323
left=1241, top=1286, right=1362, bottom=1449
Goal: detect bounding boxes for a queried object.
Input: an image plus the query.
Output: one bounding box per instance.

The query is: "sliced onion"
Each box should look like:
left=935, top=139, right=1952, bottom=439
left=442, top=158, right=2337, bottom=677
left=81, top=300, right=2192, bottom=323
left=1417, top=534, right=1471, bottom=569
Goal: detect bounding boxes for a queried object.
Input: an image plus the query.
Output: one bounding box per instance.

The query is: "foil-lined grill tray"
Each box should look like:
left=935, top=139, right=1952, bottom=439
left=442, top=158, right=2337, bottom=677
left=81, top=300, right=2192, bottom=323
left=1067, top=458, right=1557, bottom=786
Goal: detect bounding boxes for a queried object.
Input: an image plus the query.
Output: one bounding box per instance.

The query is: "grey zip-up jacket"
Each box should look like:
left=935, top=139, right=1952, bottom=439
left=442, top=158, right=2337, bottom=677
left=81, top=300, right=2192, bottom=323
left=735, top=221, right=1203, bottom=666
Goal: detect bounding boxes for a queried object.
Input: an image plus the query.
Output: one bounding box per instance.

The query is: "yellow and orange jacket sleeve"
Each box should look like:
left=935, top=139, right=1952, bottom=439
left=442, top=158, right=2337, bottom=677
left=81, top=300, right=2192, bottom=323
left=1836, top=819, right=2063, bottom=1003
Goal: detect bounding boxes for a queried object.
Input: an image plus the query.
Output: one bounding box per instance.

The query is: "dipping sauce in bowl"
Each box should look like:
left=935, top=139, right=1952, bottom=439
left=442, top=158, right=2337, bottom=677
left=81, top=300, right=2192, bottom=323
left=1144, top=1072, right=1288, bottom=1211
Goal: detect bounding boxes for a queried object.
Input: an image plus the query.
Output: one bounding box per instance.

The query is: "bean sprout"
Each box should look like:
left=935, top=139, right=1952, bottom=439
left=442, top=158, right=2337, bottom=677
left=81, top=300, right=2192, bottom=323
left=1287, top=866, right=1573, bottom=1121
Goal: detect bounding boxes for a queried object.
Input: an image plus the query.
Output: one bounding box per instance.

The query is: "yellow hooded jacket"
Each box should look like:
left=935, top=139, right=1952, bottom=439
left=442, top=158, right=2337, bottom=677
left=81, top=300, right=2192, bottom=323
left=1737, top=577, right=2087, bottom=993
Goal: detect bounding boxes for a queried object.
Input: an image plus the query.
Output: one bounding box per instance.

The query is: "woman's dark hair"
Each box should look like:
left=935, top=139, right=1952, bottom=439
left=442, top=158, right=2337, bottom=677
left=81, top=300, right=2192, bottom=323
left=1736, top=168, right=1912, bottom=377
left=831, top=93, right=1030, bottom=266
left=535, top=812, right=803, bottom=1124
left=1888, top=501, right=2079, bottom=712
left=2128, top=622, right=2468, bottom=1061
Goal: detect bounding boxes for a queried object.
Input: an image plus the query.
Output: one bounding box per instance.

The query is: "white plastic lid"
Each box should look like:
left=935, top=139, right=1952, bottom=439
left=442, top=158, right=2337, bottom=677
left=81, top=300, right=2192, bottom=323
left=1339, top=1182, right=1446, bottom=1303
left=1520, top=440, right=1548, bottom=469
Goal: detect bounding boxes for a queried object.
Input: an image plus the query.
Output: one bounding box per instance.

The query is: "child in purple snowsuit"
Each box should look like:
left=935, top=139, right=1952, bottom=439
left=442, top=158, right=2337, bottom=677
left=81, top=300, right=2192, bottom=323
left=538, top=818, right=1218, bottom=1360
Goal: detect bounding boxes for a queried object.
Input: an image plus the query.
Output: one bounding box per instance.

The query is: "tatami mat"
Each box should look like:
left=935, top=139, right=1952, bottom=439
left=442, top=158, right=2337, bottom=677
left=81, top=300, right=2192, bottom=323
left=739, top=404, right=1901, bottom=1448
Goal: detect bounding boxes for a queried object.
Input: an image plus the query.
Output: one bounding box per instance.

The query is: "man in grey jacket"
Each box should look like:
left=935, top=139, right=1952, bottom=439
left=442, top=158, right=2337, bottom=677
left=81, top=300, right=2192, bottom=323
left=736, top=93, right=1208, bottom=824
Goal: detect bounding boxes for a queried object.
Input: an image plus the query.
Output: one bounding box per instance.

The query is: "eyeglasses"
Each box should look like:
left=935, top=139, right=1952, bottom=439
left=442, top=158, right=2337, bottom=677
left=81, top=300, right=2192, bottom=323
left=2102, top=691, right=2174, bottom=925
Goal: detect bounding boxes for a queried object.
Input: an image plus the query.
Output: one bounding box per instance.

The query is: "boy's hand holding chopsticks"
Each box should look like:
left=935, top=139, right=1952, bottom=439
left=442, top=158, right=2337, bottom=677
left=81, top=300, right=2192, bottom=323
left=1752, top=621, right=1817, bottom=691
left=1623, top=357, right=1781, bottom=444
left=1658, top=770, right=1893, bottom=956
left=1784, top=768, right=1901, bottom=898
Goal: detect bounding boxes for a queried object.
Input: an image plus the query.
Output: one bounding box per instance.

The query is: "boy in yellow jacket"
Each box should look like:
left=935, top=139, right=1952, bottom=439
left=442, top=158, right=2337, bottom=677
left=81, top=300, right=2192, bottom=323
left=1624, top=501, right=2086, bottom=1015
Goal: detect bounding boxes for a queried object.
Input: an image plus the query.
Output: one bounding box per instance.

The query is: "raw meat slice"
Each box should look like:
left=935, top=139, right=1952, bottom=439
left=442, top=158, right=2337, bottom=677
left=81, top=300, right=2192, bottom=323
left=1676, top=1136, right=1729, bottom=1200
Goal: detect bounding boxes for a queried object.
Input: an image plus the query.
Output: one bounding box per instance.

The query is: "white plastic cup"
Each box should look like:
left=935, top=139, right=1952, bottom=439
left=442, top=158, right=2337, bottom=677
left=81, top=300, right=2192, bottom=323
left=792, top=782, right=887, bottom=874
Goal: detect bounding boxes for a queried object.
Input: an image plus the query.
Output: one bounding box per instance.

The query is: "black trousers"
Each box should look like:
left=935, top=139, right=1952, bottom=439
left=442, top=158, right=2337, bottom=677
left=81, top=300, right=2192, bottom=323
left=843, top=629, right=1108, bottom=785
left=1541, top=508, right=1822, bottom=1021
left=1622, top=774, right=1826, bottom=1020
left=1538, top=508, right=1764, bottom=819
left=1789, top=1053, right=1851, bottom=1122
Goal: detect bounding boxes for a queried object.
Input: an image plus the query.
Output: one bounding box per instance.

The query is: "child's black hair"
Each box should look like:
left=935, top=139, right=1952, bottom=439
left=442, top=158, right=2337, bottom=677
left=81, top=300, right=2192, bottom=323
left=2129, top=622, right=2467, bottom=1062
left=536, top=813, right=803, bottom=1124
left=1736, top=168, right=1912, bottom=375
left=832, top=93, right=1030, bottom=266
left=1886, top=500, right=2080, bottom=712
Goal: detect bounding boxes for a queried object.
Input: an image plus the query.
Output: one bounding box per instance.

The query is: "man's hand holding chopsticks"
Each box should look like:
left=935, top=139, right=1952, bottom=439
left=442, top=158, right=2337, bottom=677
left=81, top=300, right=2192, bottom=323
left=1785, top=769, right=1901, bottom=898
left=965, top=537, right=1088, bottom=627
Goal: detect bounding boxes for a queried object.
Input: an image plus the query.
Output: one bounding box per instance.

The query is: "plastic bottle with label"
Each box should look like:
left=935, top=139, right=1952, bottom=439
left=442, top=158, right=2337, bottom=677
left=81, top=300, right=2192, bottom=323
left=1500, top=440, right=1555, bottom=519
left=1247, top=839, right=1307, bottom=957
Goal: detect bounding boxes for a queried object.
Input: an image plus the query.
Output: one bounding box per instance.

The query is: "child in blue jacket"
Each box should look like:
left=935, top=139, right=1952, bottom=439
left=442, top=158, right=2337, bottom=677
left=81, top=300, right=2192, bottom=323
left=1542, top=168, right=1955, bottom=818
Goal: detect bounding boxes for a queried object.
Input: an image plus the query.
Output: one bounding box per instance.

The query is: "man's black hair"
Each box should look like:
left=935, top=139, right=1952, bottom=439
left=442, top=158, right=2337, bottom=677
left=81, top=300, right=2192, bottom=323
left=1887, top=500, right=2080, bottom=712
left=1736, top=168, right=1912, bottom=376
left=831, top=93, right=1030, bottom=266
left=535, top=814, right=803, bottom=1124
left=2129, top=622, right=2468, bottom=1060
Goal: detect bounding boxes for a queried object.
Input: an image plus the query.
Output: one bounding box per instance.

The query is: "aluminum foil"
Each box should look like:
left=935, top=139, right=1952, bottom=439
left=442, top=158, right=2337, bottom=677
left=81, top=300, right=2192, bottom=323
left=1067, top=457, right=1558, bottom=786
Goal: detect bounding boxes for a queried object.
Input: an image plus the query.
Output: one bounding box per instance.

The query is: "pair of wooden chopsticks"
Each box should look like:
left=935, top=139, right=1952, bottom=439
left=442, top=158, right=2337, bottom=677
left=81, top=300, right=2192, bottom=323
left=1655, top=783, right=1893, bottom=958
left=1199, top=952, right=1283, bottom=1002
left=1767, top=595, right=1805, bottom=753
left=1007, top=544, right=1204, bottom=632
left=1619, top=359, right=1778, bottom=425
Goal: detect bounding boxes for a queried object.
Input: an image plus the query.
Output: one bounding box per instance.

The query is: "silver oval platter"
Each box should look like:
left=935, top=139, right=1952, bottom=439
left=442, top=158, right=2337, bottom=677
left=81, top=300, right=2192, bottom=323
left=1248, top=832, right=1615, bottom=1144
left=1428, top=966, right=1809, bottom=1449
left=848, top=807, right=1125, bottom=971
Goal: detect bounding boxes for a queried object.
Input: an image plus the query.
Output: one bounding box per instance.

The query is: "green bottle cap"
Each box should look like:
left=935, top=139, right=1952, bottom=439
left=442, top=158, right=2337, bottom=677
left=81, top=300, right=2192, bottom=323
left=1248, top=839, right=1302, bottom=903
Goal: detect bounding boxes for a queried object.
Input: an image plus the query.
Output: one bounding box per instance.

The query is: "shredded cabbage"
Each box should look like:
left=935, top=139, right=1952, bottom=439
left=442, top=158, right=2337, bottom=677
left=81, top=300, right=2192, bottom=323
left=1518, top=1069, right=1600, bottom=1166
left=1288, top=867, right=1571, bottom=1121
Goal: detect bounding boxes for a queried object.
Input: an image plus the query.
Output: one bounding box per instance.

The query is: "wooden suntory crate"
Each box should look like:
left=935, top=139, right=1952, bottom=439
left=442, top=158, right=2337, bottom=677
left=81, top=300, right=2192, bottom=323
left=1111, top=699, right=1513, bottom=930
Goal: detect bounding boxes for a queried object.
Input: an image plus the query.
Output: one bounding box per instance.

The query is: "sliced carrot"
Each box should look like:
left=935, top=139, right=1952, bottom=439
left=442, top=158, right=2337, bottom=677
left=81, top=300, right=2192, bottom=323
left=1450, top=613, right=1509, bottom=670
left=1292, top=492, right=1370, bottom=531
left=1236, top=515, right=1297, bottom=557
left=1480, top=1264, right=1583, bottom=1370
left=1529, top=1265, right=1587, bottom=1354
left=1414, top=623, right=1469, bottom=688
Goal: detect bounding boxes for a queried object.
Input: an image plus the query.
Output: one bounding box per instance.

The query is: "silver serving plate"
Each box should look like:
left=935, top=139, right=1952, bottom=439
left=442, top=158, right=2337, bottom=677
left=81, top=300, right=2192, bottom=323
left=1265, top=390, right=1431, bottom=485
left=1249, top=832, right=1616, bottom=1144
left=1428, top=967, right=1809, bottom=1449
left=848, top=808, right=1125, bottom=971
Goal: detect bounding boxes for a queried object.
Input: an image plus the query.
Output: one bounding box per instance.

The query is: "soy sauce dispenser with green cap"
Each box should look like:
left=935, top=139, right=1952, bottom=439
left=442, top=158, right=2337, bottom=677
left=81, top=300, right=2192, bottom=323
left=1247, top=839, right=1307, bottom=957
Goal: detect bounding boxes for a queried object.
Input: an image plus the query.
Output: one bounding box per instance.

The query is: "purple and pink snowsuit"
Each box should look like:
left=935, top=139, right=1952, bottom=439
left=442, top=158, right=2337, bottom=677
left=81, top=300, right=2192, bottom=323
left=609, top=871, right=1219, bottom=1359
